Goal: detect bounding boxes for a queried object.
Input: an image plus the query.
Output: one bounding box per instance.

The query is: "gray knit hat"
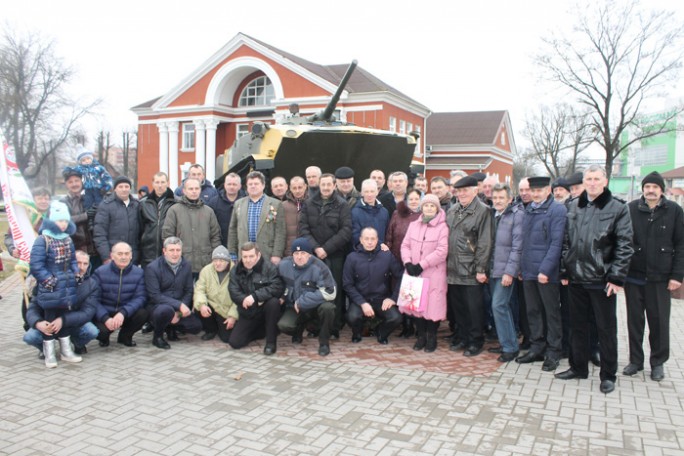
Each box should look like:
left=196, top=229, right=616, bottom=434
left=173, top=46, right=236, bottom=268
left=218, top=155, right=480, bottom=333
left=212, top=245, right=231, bottom=261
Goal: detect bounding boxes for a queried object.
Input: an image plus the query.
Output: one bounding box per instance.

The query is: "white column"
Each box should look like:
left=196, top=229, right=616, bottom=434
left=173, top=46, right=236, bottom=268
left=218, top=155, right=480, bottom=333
left=167, top=121, right=180, bottom=189
left=205, top=119, right=219, bottom=183
left=193, top=119, right=206, bottom=170
left=157, top=122, right=169, bottom=174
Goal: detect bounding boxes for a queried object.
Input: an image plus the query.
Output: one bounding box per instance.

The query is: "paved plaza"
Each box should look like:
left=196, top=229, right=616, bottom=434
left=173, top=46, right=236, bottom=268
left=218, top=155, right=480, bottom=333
left=1, top=271, right=683, bottom=455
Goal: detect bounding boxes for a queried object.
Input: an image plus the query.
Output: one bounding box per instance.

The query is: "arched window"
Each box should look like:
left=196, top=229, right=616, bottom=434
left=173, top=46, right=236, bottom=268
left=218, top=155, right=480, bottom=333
left=238, top=76, right=275, bottom=107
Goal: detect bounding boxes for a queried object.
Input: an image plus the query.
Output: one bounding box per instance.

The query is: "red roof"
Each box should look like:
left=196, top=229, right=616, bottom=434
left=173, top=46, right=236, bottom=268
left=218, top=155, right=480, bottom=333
left=425, top=111, right=506, bottom=145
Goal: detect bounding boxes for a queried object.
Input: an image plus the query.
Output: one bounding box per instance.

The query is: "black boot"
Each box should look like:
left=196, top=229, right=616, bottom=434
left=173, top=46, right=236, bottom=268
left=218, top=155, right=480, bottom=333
left=424, top=320, right=438, bottom=353
left=413, top=318, right=427, bottom=351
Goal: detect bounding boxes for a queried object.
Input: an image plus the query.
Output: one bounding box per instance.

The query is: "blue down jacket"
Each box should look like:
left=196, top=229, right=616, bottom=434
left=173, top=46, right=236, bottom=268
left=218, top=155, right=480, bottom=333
left=92, top=261, right=146, bottom=322
left=30, top=219, right=79, bottom=310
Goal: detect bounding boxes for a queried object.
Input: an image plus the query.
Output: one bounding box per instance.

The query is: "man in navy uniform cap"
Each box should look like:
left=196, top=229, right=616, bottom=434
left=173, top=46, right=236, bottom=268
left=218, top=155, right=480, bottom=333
left=516, top=176, right=567, bottom=373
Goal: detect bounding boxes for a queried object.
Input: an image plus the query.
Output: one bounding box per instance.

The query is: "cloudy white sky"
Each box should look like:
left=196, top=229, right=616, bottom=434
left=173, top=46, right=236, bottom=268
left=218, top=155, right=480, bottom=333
left=3, top=0, right=683, bottom=151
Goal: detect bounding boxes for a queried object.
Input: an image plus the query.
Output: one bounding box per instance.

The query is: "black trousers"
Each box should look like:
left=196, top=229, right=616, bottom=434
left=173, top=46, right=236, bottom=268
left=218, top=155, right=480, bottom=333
left=516, top=279, right=531, bottom=341
left=560, top=283, right=571, bottom=354
left=326, top=254, right=346, bottom=331
left=149, top=304, right=202, bottom=338
left=448, top=284, right=484, bottom=347
left=523, top=281, right=562, bottom=359
left=624, top=281, right=671, bottom=368
left=229, top=298, right=282, bottom=348
left=95, top=307, right=149, bottom=342
left=278, top=302, right=335, bottom=344
left=199, top=305, right=234, bottom=343
left=568, top=285, right=618, bottom=382
left=346, top=302, right=402, bottom=339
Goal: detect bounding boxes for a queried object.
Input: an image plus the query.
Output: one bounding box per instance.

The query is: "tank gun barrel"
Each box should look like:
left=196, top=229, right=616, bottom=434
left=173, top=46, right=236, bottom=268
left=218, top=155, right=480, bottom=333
left=309, top=60, right=358, bottom=122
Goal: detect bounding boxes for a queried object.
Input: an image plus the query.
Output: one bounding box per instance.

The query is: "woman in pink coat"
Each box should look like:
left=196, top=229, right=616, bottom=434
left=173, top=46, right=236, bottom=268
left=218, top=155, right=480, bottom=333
left=400, top=193, right=449, bottom=352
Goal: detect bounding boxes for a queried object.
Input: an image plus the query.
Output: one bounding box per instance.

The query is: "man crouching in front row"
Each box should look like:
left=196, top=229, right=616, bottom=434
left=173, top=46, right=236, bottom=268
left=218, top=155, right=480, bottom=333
left=277, top=237, right=337, bottom=356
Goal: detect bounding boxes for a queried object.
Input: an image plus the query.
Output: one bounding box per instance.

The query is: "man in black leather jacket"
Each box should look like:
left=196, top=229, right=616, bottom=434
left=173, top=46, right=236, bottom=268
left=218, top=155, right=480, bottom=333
left=556, top=165, right=633, bottom=394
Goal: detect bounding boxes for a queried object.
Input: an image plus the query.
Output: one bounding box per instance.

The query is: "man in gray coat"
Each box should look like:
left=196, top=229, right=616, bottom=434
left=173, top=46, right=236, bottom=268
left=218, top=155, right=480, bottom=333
left=162, top=178, right=221, bottom=276
left=446, top=175, right=493, bottom=357
left=228, top=171, right=286, bottom=264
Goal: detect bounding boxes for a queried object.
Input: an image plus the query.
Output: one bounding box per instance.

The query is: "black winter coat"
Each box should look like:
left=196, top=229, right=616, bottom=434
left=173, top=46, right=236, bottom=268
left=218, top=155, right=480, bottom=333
left=299, top=191, right=352, bottom=257
left=93, top=195, right=141, bottom=263
left=206, top=188, right=245, bottom=246
left=627, top=196, right=684, bottom=283
left=563, top=189, right=634, bottom=286
left=26, top=276, right=100, bottom=330
left=139, top=188, right=177, bottom=267
left=343, top=245, right=404, bottom=306
left=228, top=256, right=284, bottom=319
left=144, top=256, right=194, bottom=310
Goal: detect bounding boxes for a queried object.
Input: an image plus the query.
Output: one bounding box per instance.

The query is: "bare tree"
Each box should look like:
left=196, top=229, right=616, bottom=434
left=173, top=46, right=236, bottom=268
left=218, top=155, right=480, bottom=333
left=96, top=130, right=111, bottom=166
left=512, top=146, right=539, bottom=191
left=535, top=0, right=684, bottom=180
left=524, top=104, right=595, bottom=178
left=0, top=27, right=99, bottom=181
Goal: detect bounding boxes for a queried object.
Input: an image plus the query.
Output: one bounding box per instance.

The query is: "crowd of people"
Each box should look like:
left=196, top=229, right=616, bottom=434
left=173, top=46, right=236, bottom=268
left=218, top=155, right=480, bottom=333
left=10, top=152, right=683, bottom=395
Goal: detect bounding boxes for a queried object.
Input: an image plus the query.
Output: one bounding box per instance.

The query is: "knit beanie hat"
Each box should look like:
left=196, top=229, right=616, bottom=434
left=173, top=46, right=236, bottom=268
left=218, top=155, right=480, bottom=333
left=641, top=171, right=665, bottom=192
left=113, top=175, right=133, bottom=188
left=291, top=237, right=313, bottom=254
left=48, top=201, right=71, bottom=222
left=212, top=245, right=231, bottom=261
left=421, top=193, right=441, bottom=209
left=75, top=145, right=94, bottom=163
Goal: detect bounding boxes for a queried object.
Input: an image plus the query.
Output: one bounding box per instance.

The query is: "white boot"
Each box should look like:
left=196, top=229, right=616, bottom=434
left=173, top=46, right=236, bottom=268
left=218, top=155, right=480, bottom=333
left=43, top=340, right=58, bottom=368
left=58, top=336, right=82, bottom=363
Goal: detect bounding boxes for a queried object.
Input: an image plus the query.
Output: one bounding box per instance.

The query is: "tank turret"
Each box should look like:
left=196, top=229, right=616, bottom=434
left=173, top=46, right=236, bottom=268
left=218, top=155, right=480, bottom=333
left=215, top=60, right=422, bottom=189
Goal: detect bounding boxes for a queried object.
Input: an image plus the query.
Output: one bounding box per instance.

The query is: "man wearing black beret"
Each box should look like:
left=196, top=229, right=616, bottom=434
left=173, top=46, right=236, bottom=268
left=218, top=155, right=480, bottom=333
left=517, top=176, right=566, bottom=373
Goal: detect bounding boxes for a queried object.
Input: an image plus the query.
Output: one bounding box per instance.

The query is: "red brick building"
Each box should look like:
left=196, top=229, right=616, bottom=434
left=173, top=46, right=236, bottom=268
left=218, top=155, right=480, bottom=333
left=424, top=111, right=516, bottom=183
left=133, top=33, right=514, bottom=188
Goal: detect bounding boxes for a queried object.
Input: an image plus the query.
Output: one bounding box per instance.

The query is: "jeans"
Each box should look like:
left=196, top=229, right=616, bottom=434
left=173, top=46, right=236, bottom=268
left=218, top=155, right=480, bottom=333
left=489, top=279, right=519, bottom=353
left=23, top=322, right=99, bottom=350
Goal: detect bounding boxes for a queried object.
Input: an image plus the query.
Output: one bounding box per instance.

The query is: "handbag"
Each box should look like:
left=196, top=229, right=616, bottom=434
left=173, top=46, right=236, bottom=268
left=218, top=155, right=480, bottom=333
left=397, top=274, right=429, bottom=312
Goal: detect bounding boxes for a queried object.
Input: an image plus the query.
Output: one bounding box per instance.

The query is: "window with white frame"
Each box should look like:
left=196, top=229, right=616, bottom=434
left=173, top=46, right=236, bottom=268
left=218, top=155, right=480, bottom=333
left=407, top=122, right=413, bottom=134
left=238, top=76, right=275, bottom=107
left=501, top=131, right=506, bottom=145
left=414, top=125, right=422, bottom=156
left=399, top=120, right=406, bottom=135
left=182, top=123, right=195, bottom=150
left=389, top=117, right=396, bottom=132
left=237, top=124, right=250, bottom=139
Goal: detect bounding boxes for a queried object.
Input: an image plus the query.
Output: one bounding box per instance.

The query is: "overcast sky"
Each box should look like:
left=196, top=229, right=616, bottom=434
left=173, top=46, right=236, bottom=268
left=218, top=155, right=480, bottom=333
left=3, top=0, right=683, bottom=152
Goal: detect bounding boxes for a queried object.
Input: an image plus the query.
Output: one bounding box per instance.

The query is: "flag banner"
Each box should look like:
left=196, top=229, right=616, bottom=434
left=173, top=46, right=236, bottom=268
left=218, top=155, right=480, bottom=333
left=0, top=129, right=39, bottom=263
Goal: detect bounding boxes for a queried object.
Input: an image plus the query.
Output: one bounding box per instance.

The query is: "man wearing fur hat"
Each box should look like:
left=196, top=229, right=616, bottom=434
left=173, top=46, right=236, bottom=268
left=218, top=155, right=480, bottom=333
left=623, top=171, right=684, bottom=382
left=277, top=237, right=337, bottom=356
left=93, top=175, right=141, bottom=264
